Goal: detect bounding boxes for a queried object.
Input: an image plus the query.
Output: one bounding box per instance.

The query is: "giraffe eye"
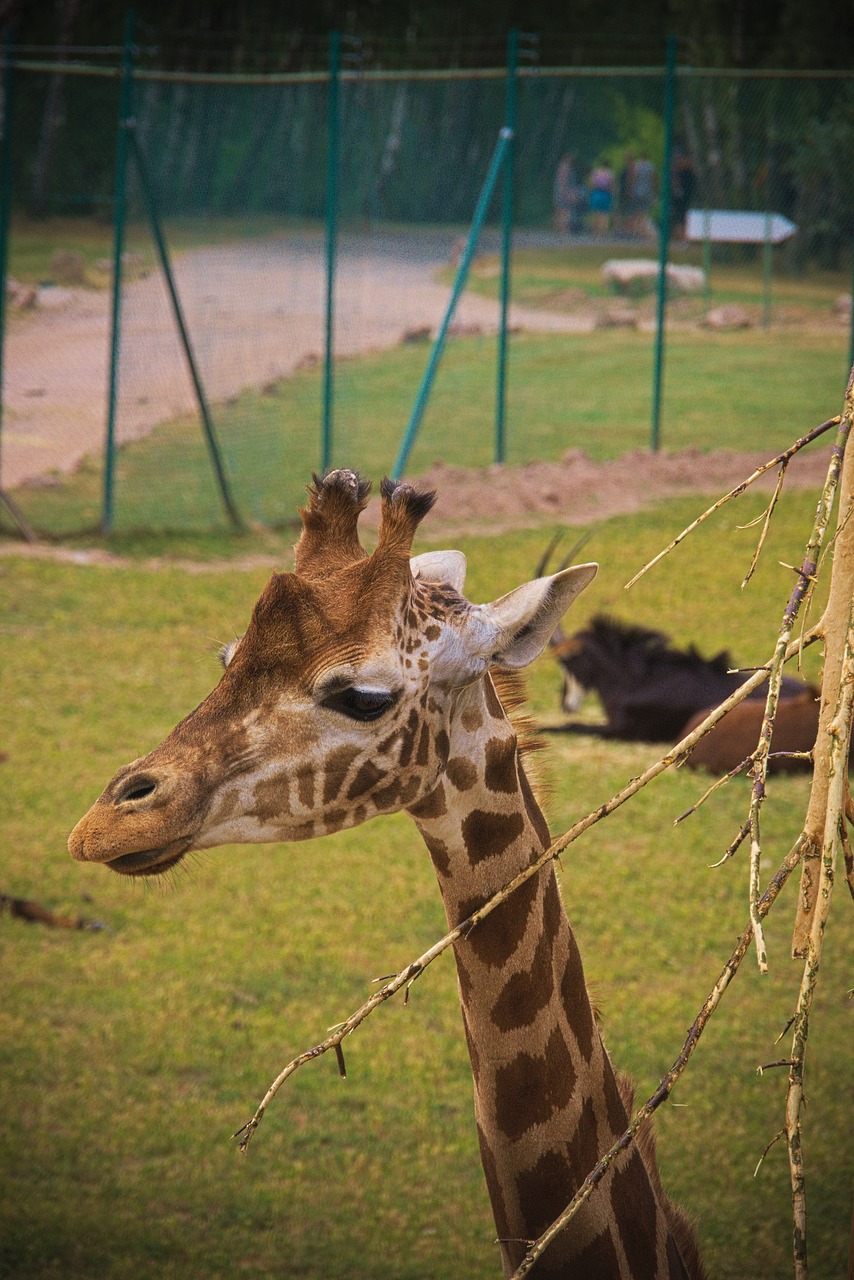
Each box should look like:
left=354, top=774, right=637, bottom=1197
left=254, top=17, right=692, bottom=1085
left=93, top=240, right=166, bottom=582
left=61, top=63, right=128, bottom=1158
left=323, top=687, right=399, bottom=722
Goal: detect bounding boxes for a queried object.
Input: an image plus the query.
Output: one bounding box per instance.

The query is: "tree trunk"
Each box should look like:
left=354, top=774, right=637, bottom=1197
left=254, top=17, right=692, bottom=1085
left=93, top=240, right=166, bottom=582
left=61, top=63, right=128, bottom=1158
left=792, top=368, right=854, bottom=955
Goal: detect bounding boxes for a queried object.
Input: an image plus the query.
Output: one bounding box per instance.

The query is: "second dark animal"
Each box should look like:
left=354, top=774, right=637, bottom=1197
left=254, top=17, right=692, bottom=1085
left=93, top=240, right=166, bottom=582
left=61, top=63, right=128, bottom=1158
left=548, top=615, right=809, bottom=742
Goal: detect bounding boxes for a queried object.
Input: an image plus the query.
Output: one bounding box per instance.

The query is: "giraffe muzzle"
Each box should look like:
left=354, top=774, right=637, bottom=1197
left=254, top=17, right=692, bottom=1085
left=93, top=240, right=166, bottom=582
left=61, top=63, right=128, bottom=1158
left=68, top=761, right=207, bottom=876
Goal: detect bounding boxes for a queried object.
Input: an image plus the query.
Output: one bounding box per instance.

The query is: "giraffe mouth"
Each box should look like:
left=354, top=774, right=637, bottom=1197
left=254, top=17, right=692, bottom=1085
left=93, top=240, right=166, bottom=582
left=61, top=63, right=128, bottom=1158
left=105, top=840, right=192, bottom=877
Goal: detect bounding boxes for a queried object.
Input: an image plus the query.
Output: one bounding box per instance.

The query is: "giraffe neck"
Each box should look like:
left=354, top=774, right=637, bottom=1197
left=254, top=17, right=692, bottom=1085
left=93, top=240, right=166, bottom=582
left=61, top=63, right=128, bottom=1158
left=408, top=676, right=690, bottom=1280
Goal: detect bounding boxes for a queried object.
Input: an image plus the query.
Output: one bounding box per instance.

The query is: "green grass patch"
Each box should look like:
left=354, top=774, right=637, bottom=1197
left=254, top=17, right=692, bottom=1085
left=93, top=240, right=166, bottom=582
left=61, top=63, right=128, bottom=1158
left=7, top=325, right=847, bottom=543
left=1, top=490, right=850, bottom=1278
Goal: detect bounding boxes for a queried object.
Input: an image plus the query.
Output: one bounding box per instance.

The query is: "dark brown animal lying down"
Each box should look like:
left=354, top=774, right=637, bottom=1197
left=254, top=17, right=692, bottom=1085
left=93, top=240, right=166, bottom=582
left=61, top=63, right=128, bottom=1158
left=683, top=690, right=820, bottom=774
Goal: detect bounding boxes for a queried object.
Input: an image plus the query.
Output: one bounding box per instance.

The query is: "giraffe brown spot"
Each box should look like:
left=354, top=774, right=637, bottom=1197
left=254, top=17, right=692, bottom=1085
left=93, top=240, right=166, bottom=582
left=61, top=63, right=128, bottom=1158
left=251, top=772, right=291, bottom=819
left=454, top=948, right=474, bottom=1004
left=296, top=764, right=315, bottom=810
left=493, top=1027, right=575, bottom=1143
left=353, top=803, right=368, bottom=824
left=566, top=1095, right=600, bottom=1184
left=460, top=1002, right=480, bottom=1082
left=455, top=873, right=538, bottom=969
left=515, top=1148, right=576, bottom=1240
left=490, top=928, right=554, bottom=1031
left=602, top=1060, right=629, bottom=1139
left=398, top=775, right=421, bottom=806
left=461, top=705, right=483, bottom=733
left=290, top=821, right=316, bottom=841
left=560, top=933, right=596, bottom=1064
left=398, top=709, right=419, bottom=767
left=542, top=872, right=562, bottom=944
left=425, top=624, right=441, bottom=640
left=484, top=735, right=518, bottom=793
left=476, top=1123, right=511, bottom=1244
left=446, top=757, right=477, bottom=791
left=422, top=833, right=452, bottom=876
left=484, top=676, right=505, bottom=720
left=667, top=1234, right=692, bottom=1280
left=611, top=1148, right=660, bottom=1278
left=322, top=744, right=362, bottom=805
left=571, top=1226, right=621, bottom=1278
left=434, top=728, right=450, bottom=764
left=372, top=777, right=403, bottom=808
left=518, top=760, right=552, bottom=847
left=324, top=808, right=348, bottom=830
left=347, top=759, right=386, bottom=800
left=408, top=780, right=447, bottom=820
left=462, top=809, right=524, bottom=866
left=415, top=721, right=430, bottom=765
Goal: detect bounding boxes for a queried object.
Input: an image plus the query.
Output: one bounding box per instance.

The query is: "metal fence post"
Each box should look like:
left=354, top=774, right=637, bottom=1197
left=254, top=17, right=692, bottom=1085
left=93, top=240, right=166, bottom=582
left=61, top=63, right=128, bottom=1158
left=322, top=29, right=341, bottom=476
left=0, top=29, right=33, bottom=540
left=128, top=129, right=240, bottom=527
left=650, top=34, right=676, bottom=453
left=103, top=9, right=135, bottom=532
left=495, top=28, right=518, bottom=465
left=392, top=128, right=512, bottom=481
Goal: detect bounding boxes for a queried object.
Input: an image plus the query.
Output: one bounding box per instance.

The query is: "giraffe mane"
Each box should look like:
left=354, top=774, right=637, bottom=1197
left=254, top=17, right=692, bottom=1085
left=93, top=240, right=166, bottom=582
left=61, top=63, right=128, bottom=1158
left=490, top=669, right=552, bottom=817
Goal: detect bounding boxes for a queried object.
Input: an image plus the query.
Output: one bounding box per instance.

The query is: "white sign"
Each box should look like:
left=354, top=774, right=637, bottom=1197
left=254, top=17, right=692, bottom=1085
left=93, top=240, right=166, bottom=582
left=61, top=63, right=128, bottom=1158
left=685, top=209, right=797, bottom=245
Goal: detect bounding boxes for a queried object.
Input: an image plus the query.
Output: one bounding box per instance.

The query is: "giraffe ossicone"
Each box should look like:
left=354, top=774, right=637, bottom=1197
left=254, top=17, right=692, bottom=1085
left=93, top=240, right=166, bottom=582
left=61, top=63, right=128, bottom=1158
left=69, top=471, right=704, bottom=1279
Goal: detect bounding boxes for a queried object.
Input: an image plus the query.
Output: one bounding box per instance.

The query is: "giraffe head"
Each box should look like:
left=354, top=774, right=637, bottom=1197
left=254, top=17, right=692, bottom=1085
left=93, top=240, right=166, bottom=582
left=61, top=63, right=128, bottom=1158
left=68, top=471, right=597, bottom=878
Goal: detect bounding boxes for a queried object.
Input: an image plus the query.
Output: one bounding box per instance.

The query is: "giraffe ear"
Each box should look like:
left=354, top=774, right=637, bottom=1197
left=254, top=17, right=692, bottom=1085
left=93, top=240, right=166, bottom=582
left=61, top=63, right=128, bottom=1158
left=410, top=550, right=467, bottom=593
left=484, top=563, right=598, bottom=670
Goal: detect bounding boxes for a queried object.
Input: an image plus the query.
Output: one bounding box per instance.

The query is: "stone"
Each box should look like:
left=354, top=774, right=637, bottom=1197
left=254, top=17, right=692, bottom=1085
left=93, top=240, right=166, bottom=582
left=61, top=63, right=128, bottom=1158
left=702, top=304, right=752, bottom=331
left=50, top=249, right=87, bottom=285
left=602, top=258, right=705, bottom=296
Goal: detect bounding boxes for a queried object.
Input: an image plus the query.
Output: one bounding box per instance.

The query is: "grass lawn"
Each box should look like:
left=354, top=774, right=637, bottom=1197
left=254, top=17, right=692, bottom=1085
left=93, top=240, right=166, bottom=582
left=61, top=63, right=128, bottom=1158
left=6, top=324, right=848, bottom=542
left=1, top=488, right=850, bottom=1279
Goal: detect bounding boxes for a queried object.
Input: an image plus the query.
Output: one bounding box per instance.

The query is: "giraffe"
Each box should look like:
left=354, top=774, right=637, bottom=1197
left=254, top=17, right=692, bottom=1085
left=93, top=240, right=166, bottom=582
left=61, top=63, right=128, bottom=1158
left=69, top=470, right=704, bottom=1280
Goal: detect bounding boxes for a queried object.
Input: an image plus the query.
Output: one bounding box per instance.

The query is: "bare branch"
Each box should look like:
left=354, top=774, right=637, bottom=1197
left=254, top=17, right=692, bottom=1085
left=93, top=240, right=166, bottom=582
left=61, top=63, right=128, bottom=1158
left=786, top=600, right=854, bottom=1278
left=623, top=418, right=840, bottom=590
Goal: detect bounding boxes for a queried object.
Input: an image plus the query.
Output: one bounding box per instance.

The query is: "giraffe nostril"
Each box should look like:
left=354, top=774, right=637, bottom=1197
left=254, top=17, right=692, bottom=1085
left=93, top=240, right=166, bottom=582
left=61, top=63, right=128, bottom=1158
left=115, top=775, right=158, bottom=804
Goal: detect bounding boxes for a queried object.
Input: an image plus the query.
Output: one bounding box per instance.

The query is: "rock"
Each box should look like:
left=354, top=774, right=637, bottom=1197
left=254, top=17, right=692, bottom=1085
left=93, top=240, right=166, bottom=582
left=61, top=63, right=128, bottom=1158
left=7, top=280, right=37, bottom=309
left=702, top=304, right=752, bottom=331
left=596, top=307, right=638, bottom=329
left=402, top=326, right=431, bottom=344
left=447, top=322, right=483, bottom=337
left=602, top=258, right=705, bottom=295
left=35, top=285, right=76, bottom=309
left=50, top=249, right=87, bottom=285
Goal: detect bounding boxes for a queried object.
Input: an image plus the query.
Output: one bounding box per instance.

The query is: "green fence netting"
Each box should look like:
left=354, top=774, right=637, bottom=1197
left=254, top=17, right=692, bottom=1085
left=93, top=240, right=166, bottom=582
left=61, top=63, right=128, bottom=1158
left=1, top=57, right=851, bottom=536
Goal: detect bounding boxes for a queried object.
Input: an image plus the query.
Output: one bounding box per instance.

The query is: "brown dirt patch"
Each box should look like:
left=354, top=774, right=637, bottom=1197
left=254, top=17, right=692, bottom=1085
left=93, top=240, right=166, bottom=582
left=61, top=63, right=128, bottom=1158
left=1, top=442, right=835, bottom=570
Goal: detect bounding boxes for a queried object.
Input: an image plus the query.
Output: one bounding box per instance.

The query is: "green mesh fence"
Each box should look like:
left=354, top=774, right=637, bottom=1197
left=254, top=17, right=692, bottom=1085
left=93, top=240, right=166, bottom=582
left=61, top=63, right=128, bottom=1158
left=1, top=58, right=852, bottom=536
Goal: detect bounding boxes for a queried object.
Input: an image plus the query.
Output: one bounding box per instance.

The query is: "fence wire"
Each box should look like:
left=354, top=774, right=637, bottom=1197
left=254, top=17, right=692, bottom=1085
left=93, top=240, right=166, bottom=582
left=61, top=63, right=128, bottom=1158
left=1, top=59, right=851, bottom=535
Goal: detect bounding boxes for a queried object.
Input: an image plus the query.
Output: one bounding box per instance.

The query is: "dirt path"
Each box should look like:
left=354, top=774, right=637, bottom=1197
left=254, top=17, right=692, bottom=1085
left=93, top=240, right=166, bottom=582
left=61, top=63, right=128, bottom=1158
left=2, top=228, right=594, bottom=490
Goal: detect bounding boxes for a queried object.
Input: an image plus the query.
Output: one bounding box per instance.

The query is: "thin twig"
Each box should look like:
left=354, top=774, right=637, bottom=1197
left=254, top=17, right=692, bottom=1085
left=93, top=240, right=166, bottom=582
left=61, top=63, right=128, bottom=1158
left=623, top=418, right=840, bottom=590
left=674, top=757, right=751, bottom=825
left=754, top=1129, right=786, bottom=1178
left=756, top=1059, right=797, bottom=1074
left=709, top=818, right=752, bottom=868
left=740, top=462, right=788, bottom=588
left=508, top=835, right=807, bottom=1279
